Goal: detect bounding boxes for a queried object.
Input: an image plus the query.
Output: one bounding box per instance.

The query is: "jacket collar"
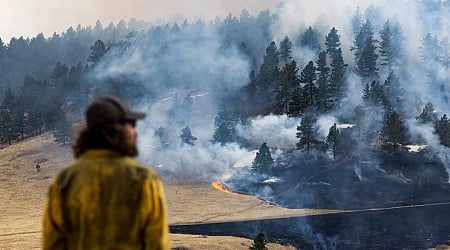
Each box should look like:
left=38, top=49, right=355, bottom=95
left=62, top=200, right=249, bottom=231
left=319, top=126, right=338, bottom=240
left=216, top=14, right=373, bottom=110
left=80, top=149, right=122, bottom=159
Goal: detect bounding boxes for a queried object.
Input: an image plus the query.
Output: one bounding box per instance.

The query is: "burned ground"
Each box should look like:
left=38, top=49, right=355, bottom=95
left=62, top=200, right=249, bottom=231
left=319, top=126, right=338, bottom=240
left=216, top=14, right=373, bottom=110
left=171, top=202, right=450, bottom=249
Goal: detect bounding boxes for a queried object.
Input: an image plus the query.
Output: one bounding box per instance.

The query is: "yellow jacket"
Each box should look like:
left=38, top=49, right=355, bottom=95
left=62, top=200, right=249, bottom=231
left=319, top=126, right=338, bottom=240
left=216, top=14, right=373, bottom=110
left=42, top=149, right=169, bottom=250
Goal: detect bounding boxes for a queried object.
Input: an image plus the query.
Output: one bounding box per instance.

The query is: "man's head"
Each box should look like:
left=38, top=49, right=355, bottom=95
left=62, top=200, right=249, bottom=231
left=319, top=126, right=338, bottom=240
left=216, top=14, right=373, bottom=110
left=85, top=96, right=146, bottom=129
left=72, top=96, right=146, bottom=158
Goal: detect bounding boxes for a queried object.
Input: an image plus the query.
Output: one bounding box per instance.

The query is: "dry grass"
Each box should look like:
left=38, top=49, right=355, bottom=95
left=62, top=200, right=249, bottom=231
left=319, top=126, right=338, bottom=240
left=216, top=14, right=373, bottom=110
left=0, top=132, right=340, bottom=249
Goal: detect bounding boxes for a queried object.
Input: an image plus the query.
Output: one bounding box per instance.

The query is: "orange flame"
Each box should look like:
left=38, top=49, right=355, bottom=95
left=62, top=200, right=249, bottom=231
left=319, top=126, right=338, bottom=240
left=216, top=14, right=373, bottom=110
left=211, top=181, right=235, bottom=194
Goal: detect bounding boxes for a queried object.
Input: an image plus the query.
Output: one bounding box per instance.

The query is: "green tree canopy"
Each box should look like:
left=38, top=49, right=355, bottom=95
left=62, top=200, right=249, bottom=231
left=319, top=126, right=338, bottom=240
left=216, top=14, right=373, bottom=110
left=252, top=142, right=274, bottom=173
left=296, top=112, right=319, bottom=151
left=180, top=126, right=197, bottom=145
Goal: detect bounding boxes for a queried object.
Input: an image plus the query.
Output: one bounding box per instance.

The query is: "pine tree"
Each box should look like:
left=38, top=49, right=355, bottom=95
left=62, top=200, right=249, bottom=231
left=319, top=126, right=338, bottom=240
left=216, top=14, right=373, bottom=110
left=325, top=27, right=341, bottom=59
left=257, top=41, right=279, bottom=93
left=252, top=143, right=274, bottom=173
left=316, top=50, right=333, bottom=113
left=356, top=35, right=379, bottom=81
left=325, top=27, right=347, bottom=109
left=435, top=114, right=450, bottom=147
left=353, top=105, right=366, bottom=139
left=249, top=233, right=268, bottom=250
left=351, top=7, right=363, bottom=35
left=379, top=20, right=403, bottom=71
left=289, top=86, right=306, bottom=117
left=212, top=110, right=240, bottom=145
left=329, top=48, right=347, bottom=108
left=419, top=33, right=441, bottom=63
left=326, top=123, right=340, bottom=159
left=381, top=109, right=407, bottom=153
left=87, top=39, right=107, bottom=67
left=243, top=70, right=258, bottom=106
left=300, top=61, right=317, bottom=110
left=276, top=60, right=299, bottom=114
left=180, top=126, right=197, bottom=145
left=362, top=80, right=385, bottom=108
left=351, top=19, right=374, bottom=64
left=416, top=102, right=438, bottom=124
left=155, top=126, right=170, bottom=148
left=296, top=112, right=319, bottom=151
left=0, top=89, right=16, bottom=145
left=278, top=36, right=293, bottom=66
left=298, top=26, right=321, bottom=52
left=382, top=71, right=404, bottom=109
left=419, top=33, right=445, bottom=94
left=53, top=114, right=72, bottom=146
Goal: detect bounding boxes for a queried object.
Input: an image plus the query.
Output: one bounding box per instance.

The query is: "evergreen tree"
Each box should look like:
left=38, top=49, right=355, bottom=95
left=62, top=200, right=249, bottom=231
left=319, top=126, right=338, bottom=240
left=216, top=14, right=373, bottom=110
left=278, top=36, right=293, bottom=66
left=53, top=114, right=72, bottom=146
left=257, top=41, right=279, bottom=92
left=20, top=76, right=47, bottom=137
left=276, top=60, right=299, bottom=114
left=11, top=93, right=26, bottom=140
left=154, top=126, right=170, bottom=148
left=362, top=80, right=385, bottom=108
left=0, top=88, right=16, bottom=145
left=436, top=114, right=450, bottom=147
left=0, top=108, right=14, bottom=145
left=180, top=126, right=197, bottom=145
left=212, top=110, right=240, bottom=145
left=298, top=26, right=321, bottom=52
left=353, top=104, right=366, bottom=139
left=289, top=86, right=305, bottom=117
left=419, top=33, right=445, bottom=95
left=252, top=142, right=274, bottom=173
left=382, top=71, right=404, bottom=109
left=329, top=48, right=347, bottom=108
left=249, top=233, right=268, bottom=250
left=243, top=70, right=258, bottom=105
left=296, top=112, right=319, bottom=151
left=381, top=109, right=407, bottom=153
left=416, top=102, right=438, bottom=124
left=325, top=27, right=347, bottom=110
left=379, top=20, right=403, bottom=71
left=316, top=51, right=332, bottom=113
left=356, top=35, right=379, bottom=81
left=300, top=61, right=317, bottom=109
left=419, top=33, right=441, bottom=63
left=325, top=27, right=341, bottom=59
left=326, top=123, right=340, bottom=159
left=50, top=62, right=68, bottom=95
left=351, top=7, right=363, bottom=35
left=351, top=19, right=375, bottom=64
left=87, top=39, right=107, bottom=67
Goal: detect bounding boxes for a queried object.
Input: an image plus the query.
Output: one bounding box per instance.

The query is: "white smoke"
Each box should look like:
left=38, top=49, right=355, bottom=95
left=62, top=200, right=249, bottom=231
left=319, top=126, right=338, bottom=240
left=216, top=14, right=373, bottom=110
left=88, top=0, right=449, bottom=182
left=237, top=114, right=300, bottom=150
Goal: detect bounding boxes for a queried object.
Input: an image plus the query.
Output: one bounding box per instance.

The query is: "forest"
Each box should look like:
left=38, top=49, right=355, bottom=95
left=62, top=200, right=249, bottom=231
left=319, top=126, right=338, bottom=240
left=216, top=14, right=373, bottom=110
left=0, top=1, right=449, bottom=197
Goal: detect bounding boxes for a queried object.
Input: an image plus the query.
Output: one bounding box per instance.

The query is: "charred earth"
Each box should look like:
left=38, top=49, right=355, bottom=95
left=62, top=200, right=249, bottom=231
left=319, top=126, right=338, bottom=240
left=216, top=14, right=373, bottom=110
left=196, top=144, right=450, bottom=249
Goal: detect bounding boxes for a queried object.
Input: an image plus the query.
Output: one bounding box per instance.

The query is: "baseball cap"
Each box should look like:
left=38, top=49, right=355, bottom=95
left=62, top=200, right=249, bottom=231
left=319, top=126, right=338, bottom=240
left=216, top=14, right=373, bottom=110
left=85, top=96, right=146, bottom=128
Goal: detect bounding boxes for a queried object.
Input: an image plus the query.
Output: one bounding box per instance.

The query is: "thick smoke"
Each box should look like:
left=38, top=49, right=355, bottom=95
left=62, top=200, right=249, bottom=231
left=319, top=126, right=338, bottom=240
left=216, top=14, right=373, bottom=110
left=237, top=114, right=300, bottom=150
left=91, top=23, right=253, bottom=181
left=90, top=0, right=449, bottom=183
left=276, top=0, right=448, bottom=113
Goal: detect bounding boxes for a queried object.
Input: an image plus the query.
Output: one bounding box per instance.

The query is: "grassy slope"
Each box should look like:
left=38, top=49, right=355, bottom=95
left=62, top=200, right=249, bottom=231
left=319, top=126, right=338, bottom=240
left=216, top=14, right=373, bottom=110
left=0, top=132, right=340, bottom=249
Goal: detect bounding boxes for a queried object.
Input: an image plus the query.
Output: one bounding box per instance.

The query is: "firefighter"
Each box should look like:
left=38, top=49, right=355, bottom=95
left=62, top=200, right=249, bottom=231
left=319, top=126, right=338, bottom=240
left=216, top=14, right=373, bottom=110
left=42, top=96, right=169, bottom=249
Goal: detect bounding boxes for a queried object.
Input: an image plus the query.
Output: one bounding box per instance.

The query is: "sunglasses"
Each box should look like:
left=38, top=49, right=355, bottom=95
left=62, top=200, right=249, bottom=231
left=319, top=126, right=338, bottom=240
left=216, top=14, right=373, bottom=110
left=119, top=119, right=136, bottom=127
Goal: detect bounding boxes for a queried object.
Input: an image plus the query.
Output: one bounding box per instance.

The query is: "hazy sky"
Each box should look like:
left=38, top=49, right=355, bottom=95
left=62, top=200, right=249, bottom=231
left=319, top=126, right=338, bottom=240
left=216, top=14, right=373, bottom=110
left=0, top=0, right=280, bottom=42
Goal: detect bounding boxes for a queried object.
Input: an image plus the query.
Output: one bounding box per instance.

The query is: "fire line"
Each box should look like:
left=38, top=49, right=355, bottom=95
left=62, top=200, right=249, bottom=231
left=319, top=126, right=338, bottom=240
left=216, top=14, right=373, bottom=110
left=211, top=181, right=236, bottom=194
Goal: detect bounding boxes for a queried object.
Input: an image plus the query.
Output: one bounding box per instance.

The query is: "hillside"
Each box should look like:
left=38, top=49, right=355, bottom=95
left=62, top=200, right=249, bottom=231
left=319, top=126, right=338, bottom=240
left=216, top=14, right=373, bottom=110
left=0, top=133, right=340, bottom=249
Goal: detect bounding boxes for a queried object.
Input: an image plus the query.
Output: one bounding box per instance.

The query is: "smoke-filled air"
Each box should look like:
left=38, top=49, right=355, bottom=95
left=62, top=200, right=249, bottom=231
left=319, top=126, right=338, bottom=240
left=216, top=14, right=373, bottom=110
left=1, top=0, right=450, bottom=248
left=81, top=0, right=450, bottom=183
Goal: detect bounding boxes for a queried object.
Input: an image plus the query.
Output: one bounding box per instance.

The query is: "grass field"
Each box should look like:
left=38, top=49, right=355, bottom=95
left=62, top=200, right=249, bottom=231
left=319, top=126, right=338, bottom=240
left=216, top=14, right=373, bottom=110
left=0, top=133, right=343, bottom=249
